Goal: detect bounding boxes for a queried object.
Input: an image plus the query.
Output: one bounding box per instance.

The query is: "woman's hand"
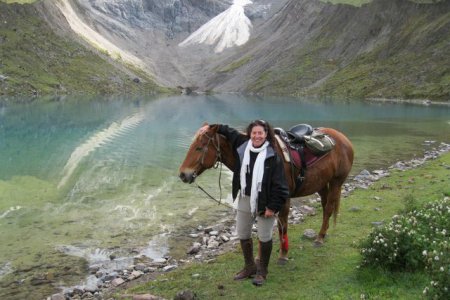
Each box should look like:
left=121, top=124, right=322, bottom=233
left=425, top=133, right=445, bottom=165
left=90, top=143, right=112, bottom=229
left=264, top=208, right=275, bottom=218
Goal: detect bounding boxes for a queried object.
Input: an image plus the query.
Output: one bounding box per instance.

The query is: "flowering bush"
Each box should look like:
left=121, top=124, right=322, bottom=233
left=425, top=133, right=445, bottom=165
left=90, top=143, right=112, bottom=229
left=360, top=197, right=449, bottom=299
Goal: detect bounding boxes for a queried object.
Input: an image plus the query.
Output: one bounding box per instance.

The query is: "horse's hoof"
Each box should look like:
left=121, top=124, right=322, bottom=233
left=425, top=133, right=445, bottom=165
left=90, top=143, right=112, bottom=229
left=277, top=257, right=289, bottom=265
left=313, top=240, right=324, bottom=248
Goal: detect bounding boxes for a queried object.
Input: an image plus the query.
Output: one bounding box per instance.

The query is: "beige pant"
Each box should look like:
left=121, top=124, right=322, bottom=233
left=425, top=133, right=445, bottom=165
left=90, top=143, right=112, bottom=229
left=236, top=195, right=276, bottom=242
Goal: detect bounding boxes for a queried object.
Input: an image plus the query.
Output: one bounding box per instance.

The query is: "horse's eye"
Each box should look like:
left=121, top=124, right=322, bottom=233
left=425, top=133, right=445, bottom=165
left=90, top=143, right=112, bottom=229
left=195, top=147, right=203, bottom=151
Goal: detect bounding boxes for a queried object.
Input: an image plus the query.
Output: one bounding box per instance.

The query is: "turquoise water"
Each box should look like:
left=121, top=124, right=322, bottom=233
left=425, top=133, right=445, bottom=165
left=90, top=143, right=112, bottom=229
left=0, top=95, right=449, bottom=299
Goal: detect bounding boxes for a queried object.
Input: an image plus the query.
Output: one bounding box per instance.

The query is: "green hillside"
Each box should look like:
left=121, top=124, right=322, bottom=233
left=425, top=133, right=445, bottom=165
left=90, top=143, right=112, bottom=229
left=246, top=0, right=449, bottom=100
left=0, top=2, right=167, bottom=97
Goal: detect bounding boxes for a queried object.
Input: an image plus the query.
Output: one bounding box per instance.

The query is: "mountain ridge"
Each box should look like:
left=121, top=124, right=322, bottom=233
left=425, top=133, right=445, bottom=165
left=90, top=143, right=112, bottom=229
left=0, top=0, right=449, bottom=100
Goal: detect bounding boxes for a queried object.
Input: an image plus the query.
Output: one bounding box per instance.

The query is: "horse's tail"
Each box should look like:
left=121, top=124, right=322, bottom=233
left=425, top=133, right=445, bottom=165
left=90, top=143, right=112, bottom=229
left=333, top=192, right=341, bottom=225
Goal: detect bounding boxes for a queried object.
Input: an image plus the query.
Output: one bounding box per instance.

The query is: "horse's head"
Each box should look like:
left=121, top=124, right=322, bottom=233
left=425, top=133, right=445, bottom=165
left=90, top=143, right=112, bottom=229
left=179, top=124, right=222, bottom=184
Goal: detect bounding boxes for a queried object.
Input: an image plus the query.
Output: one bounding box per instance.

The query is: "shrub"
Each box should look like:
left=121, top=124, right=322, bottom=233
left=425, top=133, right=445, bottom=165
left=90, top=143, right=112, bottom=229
left=360, top=197, right=449, bottom=299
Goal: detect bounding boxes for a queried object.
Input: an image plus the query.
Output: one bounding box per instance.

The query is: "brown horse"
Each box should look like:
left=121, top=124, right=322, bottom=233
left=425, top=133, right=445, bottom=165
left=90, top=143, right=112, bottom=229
left=179, top=123, right=354, bottom=263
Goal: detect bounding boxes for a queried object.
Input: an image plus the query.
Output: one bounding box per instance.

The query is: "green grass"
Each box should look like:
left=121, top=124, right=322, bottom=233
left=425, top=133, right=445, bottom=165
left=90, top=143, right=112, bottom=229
left=118, top=152, right=450, bottom=299
left=217, top=56, right=253, bottom=73
left=0, top=2, right=168, bottom=96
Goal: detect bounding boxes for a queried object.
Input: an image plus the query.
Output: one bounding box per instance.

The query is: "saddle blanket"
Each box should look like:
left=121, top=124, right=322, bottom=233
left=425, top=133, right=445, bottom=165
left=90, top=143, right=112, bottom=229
left=275, top=134, right=325, bottom=169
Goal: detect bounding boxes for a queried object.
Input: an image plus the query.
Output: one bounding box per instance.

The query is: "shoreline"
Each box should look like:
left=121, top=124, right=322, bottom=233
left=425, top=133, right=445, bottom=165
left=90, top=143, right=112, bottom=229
left=49, top=141, right=450, bottom=300
left=366, top=97, right=450, bottom=107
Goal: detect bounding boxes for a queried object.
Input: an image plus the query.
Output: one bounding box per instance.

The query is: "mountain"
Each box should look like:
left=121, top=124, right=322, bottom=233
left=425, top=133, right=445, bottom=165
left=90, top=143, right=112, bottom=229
left=0, top=0, right=448, bottom=100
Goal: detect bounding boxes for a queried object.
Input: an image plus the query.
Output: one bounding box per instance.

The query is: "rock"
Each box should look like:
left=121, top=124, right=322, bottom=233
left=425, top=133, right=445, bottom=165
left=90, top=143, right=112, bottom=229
left=81, top=292, right=93, bottom=299
left=103, top=272, right=118, bottom=281
left=219, top=235, right=229, bottom=242
left=207, top=240, right=219, bottom=249
left=51, top=293, right=65, bottom=300
left=129, top=270, right=143, bottom=280
left=134, top=263, right=146, bottom=271
left=174, top=290, right=196, bottom=300
left=163, top=265, right=177, bottom=272
left=371, top=221, right=384, bottom=227
left=359, top=169, right=371, bottom=176
left=303, top=229, right=317, bottom=239
left=299, top=205, right=316, bottom=216
left=132, top=294, right=162, bottom=300
left=349, top=206, right=361, bottom=212
left=187, top=242, right=201, bottom=255
left=209, top=230, right=219, bottom=236
left=111, top=278, right=125, bottom=287
left=152, top=258, right=166, bottom=264
left=203, top=226, right=214, bottom=233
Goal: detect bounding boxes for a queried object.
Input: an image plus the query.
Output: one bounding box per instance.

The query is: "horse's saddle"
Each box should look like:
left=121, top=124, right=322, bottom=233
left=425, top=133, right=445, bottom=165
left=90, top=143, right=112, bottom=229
left=274, top=124, right=324, bottom=169
left=275, top=124, right=334, bottom=195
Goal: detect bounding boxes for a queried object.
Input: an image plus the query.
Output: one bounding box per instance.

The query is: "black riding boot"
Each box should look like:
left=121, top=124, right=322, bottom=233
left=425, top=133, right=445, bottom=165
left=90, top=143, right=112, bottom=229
left=252, top=239, right=272, bottom=286
left=234, top=239, right=257, bottom=280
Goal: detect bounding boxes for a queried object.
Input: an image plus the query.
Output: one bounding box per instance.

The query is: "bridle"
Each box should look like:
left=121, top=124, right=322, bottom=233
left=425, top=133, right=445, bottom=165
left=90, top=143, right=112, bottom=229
left=196, top=132, right=222, bottom=170
left=194, top=131, right=224, bottom=204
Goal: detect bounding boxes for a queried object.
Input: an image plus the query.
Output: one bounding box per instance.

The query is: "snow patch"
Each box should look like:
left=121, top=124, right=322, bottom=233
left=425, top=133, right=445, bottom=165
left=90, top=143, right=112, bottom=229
left=179, top=0, right=253, bottom=53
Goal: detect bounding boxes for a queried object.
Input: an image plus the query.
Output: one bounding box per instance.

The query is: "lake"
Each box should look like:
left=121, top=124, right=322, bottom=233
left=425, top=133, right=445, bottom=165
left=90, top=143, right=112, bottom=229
left=0, top=95, right=449, bottom=299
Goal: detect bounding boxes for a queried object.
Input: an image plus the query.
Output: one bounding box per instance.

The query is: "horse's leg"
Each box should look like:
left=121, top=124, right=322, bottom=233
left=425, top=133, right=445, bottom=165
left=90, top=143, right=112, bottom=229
left=277, top=198, right=290, bottom=265
left=315, top=182, right=342, bottom=246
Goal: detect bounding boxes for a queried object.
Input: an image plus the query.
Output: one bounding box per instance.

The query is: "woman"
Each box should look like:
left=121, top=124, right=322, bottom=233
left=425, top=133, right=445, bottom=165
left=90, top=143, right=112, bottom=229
left=199, top=120, right=289, bottom=286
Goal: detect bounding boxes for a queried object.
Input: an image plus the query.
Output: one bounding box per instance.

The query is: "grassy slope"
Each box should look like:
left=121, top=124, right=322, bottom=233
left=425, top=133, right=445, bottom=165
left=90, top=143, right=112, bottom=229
left=244, top=0, right=450, bottom=100
left=120, top=152, right=450, bottom=299
left=0, top=2, right=168, bottom=97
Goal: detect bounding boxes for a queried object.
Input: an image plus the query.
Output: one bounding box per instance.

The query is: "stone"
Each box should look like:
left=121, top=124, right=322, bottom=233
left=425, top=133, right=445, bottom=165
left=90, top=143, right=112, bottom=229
left=187, top=243, right=201, bottom=255
left=303, top=229, right=317, bottom=239
left=132, top=294, right=162, bottom=300
left=174, top=290, right=196, bottom=300
left=134, top=263, right=146, bottom=271
left=219, top=235, right=229, bottom=242
left=51, top=293, right=65, bottom=300
left=111, top=278, right=125, bottom=287
left=299, top=205, right=316, bottom=216
left=163, top=265, right=177, bottom=272
left=349, top=206, right=361, bottom=212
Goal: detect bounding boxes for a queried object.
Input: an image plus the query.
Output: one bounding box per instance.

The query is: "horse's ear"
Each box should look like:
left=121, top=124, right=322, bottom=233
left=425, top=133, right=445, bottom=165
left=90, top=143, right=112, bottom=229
left=202, top=122, right=209, bottom=126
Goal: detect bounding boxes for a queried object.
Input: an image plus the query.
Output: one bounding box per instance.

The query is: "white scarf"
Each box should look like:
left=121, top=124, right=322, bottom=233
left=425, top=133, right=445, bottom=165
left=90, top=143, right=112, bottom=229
left=240, top=141, right=269, bottom=215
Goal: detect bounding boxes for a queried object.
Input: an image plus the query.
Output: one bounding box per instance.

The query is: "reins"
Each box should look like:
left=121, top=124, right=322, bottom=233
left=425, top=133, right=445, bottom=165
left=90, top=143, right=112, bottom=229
left=195, top=132, right=224, bottom=205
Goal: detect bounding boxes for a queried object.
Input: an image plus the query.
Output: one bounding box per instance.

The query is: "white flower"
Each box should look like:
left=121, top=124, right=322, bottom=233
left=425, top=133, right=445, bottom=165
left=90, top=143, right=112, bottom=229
left=440, top=267, right=444, bottom=272
left=422, top=250, right=427, bottom=256
left=434, top=256, right=439, bottom=261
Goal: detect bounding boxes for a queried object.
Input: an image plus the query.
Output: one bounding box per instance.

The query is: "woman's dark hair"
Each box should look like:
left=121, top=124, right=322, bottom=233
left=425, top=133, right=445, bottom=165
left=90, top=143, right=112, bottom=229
left=246, top=119, right=276, bottom=146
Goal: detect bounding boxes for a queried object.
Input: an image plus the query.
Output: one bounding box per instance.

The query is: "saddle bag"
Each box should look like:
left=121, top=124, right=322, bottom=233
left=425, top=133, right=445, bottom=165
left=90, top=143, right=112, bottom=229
left=303, top=129, right=335, bottom=156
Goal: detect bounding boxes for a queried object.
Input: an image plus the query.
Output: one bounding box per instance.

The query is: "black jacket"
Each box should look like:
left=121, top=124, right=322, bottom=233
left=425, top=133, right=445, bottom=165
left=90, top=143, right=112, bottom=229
left=218, top=124, right=289, bottom=215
